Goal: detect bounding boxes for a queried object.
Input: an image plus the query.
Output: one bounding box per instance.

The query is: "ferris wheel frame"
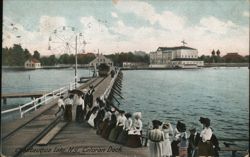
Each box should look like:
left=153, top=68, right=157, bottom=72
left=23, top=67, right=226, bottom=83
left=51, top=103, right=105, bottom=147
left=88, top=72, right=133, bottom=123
left=48, top=26, right=86, bottom=55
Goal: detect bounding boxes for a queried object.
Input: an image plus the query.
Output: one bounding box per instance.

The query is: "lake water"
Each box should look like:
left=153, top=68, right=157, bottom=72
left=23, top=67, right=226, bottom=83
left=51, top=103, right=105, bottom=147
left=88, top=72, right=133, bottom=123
left=2, top=67, right=249, bottom=149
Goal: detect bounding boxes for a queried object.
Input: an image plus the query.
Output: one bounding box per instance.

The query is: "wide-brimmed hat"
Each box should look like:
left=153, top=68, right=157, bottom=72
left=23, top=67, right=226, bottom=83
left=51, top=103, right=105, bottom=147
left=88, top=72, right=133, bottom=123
left=199, top=117, right=211, bottom=126
left=199, top=117, right=206, bottom=124
left=133, top=112, right=142, bottom=119
left=119, top=110, right=125, bottom=114
left=125, top=113, right=132, bottom=118
left=177, top=121, right=186, bottom=132
left=162, top=122, right=170, bottom=129
left=152, top=120, right=162, bottom=127
left=189, top=127, right=196, bottom=132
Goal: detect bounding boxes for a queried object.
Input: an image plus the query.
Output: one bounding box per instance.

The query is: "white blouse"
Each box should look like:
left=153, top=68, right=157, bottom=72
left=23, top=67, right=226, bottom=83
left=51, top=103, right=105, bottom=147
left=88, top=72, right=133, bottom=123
left=124, top=118, right=133, bottom=130
left=200, top=127, right=213, bottom=142
left=116, top=115, right=127, bottom=126
left=132, top=119, right=143, bottom=131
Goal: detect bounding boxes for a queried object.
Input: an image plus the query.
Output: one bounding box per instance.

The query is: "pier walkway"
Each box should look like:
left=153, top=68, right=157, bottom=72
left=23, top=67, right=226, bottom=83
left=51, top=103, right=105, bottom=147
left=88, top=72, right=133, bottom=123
left=1, top=71, right=149, bottom=157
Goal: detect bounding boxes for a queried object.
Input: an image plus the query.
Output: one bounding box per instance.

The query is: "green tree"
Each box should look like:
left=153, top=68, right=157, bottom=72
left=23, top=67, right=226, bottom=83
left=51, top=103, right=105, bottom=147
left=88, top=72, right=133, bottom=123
left=24, top=49, right=32, bottom=60
left=33, top=50, right=40, bottom=60
left=11, top=44, right=25, bottom=66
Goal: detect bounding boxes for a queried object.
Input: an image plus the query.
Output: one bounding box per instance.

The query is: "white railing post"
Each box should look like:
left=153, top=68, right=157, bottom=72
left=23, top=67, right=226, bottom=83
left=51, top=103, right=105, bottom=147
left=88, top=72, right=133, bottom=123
left=34, top=99, right=37, bottom=110
left=44, top=95, right=47, bottom=104
left=19, top=104, right=22, bottom=118
left=69, top=82, right=72, bottom=90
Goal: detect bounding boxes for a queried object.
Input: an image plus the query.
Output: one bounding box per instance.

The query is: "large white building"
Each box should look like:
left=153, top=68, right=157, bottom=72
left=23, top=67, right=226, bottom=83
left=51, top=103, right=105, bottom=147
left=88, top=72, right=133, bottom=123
left=149, top=46, right=204, bottom=68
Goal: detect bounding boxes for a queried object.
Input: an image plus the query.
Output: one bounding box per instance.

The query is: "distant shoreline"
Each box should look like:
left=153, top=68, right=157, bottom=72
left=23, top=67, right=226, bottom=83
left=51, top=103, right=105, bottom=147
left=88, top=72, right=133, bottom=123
left=2, top=62, right=249, bottom=71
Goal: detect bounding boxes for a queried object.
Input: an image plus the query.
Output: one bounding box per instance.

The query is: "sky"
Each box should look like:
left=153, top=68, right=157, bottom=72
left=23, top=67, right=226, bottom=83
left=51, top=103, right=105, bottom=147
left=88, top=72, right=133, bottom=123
left=3, top=0, right=250, bottom=56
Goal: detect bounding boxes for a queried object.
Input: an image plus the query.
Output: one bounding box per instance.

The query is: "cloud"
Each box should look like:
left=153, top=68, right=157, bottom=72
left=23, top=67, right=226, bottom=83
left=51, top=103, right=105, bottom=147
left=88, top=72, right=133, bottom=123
left=115, top=1, right=185, bottom=31
left=39, top=16, right=66, bottom=34
left=115, top=1, right=158, bottom=24
left=242, top=11, right=249, bottom=17
left=198, top=16, right=237, bottom=34
left=111, top=12, right=118, bottom=18
left=157, top=11, right=186, bottom=31
left=2, top=9, right=249, bottom=56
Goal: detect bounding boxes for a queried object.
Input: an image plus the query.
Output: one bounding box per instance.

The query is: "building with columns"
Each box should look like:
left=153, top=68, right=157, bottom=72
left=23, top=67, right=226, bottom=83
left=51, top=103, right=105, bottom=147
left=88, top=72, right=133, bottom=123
left=149, top=46, right=204, bottom=68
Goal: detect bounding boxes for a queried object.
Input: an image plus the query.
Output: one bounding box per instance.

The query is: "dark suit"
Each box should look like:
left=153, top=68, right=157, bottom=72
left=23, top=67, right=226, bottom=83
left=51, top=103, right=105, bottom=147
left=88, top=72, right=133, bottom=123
left=188, top=132, right=201, bottom=157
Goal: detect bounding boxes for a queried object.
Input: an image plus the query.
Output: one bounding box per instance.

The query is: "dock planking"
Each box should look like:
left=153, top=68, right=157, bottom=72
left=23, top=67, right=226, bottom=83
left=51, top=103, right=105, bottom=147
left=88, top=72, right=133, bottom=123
left=23, top=74, right=150, bottom=157
left=1, top=77, right=106, bottom=157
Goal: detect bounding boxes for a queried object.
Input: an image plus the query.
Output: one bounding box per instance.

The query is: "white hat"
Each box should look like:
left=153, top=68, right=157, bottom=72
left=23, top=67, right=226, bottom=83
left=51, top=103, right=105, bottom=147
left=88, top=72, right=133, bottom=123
left=133, top=112, right=142, bottom=119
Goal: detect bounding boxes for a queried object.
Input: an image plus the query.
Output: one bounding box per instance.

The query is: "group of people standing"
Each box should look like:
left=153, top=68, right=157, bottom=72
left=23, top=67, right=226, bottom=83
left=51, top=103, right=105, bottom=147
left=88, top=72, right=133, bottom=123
left=55, top=85, right=144, bottom=148
left=55, top=85, right=95, bottom=122
left=94, top=101, right=143, bottom=148
left=148, top=117, right=220, bottom=157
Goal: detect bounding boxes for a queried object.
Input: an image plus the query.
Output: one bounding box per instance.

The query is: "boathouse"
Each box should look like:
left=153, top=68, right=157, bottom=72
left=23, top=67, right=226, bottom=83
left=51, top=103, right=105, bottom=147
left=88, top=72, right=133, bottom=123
left=89, top=54, right=113, bottom=68
left=149, top=46, right=204, bottom=68
left=24, top=58, right=41, bottom=69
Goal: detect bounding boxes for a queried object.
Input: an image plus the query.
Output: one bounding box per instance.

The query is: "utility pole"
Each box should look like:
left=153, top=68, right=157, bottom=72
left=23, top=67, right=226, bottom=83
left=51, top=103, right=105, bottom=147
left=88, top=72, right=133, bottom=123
left=75, top=35, right=77, bottom=89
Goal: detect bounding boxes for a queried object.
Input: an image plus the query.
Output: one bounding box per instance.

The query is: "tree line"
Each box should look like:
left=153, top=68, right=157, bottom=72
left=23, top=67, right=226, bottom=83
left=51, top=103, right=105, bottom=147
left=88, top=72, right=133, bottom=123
left=2, top=45, right=248, bottom=66
left=198, top=49, right=249, bottom=63
left=2, top=45, right=149, bottom=66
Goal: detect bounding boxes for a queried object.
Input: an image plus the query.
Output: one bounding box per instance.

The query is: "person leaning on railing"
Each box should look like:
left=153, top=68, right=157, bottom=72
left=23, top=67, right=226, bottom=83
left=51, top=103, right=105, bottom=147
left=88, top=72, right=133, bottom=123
left=63, top=94, right=74, bottom=121
left=55, top=96, right=65, bottom=117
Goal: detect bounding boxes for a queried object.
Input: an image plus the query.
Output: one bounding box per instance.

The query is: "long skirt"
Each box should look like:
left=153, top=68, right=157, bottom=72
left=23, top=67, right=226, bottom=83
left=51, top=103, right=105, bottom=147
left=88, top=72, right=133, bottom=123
left=100, top=121, right=109, bottom=136
left=198, top=141, right=214, bottom=156
left=85, top=111, right=92, bottom=121
left=64, top=105, right=72, bottom=121
left=96, top=121, right=105, bottom=135
left=171, top=141, right=180, bottom=156
left=75, top=105, right=84, bottom=122
left=162, top=139, right=172, bottom=157
left=126, top=135, right=142, bottom=148
left=179, top=147, right=188, bottom=157
left=116, top=130, right=128, bottom=144
left=108, top=126, right=123, bottom=142
left=149, top=141, right=162, bottom=157
left=102, top=125, right=115, bottom=139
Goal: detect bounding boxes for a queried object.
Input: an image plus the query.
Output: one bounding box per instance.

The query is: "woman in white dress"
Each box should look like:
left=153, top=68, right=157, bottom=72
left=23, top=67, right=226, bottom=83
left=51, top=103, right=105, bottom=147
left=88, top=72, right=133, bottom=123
left=148, top=120, right=164, bottom=157
left=162, top=122, right=173, bottom=157
left=87, top=106, right=99, bottom=127
left=126, top=112, right=143, bottom=148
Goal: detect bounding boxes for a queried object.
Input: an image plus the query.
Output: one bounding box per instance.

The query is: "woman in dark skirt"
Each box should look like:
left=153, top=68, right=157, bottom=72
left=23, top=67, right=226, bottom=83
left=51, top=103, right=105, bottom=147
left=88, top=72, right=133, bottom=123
left=94, top=108, right=105, bottom=129
left=126, top=112, right=143, bottom=148
left=64, top=94, right=74, bottom=122
left=100, top=111, right=112, bottom=136
left=116, top=113, right=132, bottom=144
left=75, top=94, right=85, bottom=123
left=108, top=110, right=126, bottom=142
left=102, top=114, right=117, bottom=139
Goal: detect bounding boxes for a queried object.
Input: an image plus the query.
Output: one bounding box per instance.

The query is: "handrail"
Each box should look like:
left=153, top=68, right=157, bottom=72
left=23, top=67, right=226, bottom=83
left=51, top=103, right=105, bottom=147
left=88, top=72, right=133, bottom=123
left=2, top=81, right=78, bottom=118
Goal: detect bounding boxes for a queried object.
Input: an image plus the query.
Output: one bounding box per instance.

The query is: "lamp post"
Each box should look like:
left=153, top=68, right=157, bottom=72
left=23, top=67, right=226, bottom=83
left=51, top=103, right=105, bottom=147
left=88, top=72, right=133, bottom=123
left=75, top=35, right=77, bottom=89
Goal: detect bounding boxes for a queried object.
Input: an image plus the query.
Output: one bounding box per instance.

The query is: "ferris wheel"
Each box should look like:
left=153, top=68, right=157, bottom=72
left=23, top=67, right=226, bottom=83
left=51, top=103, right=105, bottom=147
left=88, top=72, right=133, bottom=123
left=48, top=26, right=87, bottom=55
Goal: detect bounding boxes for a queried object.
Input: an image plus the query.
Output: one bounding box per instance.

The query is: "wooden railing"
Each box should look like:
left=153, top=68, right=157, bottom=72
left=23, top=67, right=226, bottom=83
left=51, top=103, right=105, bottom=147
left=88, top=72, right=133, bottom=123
left=1, top=82, right=78, bottom=118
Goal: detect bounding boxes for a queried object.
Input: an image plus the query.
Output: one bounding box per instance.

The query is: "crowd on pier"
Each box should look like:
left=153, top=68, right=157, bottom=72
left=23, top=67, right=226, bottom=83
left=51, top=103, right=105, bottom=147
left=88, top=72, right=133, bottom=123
left=55, top=86, right=221, bottom=157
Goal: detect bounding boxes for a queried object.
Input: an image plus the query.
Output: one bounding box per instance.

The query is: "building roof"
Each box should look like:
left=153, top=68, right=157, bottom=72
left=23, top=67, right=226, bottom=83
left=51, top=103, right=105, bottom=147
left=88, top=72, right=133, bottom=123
left=222, top=53, right=243, bottom=61
left=27, top=58, right=40, bottom=63
left=171, top=58, right=202, bottom=61
left=157, top=46, right=197, bottom=52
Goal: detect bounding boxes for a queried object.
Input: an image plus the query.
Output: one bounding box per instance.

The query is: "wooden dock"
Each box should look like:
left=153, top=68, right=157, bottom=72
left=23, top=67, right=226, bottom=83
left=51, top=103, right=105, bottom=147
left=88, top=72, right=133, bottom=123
left=1, top=71, right=150, bottom=157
